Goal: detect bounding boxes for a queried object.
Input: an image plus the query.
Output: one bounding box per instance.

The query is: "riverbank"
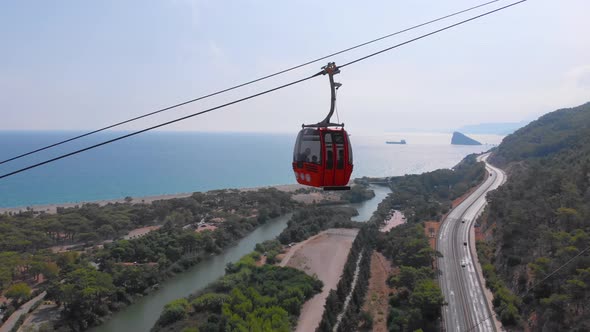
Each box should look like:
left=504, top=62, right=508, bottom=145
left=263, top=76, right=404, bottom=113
left=92, top=213, right=295, bottom=332
left=99, top=186, right=386, bottom=332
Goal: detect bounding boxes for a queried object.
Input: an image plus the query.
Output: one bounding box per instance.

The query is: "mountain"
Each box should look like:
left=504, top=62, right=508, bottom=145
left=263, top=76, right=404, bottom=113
left=456, top=121, right=528, bottom=135
left=451, top=132, right=482, bottom=145
left=483, top=101, right=590, bottom=330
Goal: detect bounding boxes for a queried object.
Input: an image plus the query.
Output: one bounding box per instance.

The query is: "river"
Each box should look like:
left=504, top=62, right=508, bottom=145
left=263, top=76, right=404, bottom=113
left=350, top=185, right=391, bottom=222
left=91, top=185, right=389, bottom=332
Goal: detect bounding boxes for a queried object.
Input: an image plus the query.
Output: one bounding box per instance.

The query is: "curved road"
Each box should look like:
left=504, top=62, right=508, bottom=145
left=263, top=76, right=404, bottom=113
left=437, top=154, right=506, bottom=332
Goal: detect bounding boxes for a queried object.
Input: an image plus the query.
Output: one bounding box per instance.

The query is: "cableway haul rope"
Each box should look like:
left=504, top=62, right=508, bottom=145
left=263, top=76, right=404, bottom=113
left=0, top=74, right=319, bottom=180
left=0, top=0, right=507, bottom=166
left=0, top=0, right=527, bottom=180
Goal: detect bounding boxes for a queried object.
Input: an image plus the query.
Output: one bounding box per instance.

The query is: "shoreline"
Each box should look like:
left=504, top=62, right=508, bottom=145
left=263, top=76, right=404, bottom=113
left=0, top=183, right=305, bottom=215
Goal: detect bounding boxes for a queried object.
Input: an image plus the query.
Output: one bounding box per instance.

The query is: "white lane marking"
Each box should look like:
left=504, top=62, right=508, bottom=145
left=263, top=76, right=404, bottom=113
left=439, top=160, right=506, bottom=332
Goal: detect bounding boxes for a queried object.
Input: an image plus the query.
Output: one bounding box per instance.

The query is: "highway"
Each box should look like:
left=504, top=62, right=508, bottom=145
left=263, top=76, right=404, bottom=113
left=437, top=154, right=506, bottom=332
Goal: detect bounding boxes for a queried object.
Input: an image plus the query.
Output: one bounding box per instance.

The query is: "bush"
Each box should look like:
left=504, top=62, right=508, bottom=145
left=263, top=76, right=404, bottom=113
left=5, top=283, right=32, bottom=303
left=158, top=298, right=190, bottom=326
left=359, top=310, right=373, bottom=330
left=191, top=293, right=229, bottom=312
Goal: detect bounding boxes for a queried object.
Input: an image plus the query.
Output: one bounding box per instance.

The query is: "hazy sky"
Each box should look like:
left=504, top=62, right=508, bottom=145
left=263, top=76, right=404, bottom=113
left=1, top=0, right=589, bottom=135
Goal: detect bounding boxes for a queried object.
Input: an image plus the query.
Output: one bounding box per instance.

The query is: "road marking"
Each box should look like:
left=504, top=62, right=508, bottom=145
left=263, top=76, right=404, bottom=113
left=439, top=153, right=505, bottom=332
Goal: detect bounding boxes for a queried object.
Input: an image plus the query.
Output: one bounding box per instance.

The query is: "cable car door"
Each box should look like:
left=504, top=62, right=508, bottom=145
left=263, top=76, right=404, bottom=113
left=332, top=131, right=347, bottom=186
left=323, top=132, right=335, bottom=186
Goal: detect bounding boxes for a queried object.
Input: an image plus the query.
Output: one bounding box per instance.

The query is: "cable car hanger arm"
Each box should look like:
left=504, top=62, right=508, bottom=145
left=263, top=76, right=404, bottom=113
left=303, top=62, right=344, bottom=129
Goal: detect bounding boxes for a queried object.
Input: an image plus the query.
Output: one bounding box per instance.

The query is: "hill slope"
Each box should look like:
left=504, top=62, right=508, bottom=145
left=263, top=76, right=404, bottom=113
left=484, top=101, right=590, bottom=331
left=457, top=121, right=528, bottom=135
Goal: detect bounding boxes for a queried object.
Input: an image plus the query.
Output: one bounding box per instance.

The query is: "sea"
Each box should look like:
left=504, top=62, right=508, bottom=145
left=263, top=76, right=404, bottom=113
left=0, top=131, right=503, bottom=208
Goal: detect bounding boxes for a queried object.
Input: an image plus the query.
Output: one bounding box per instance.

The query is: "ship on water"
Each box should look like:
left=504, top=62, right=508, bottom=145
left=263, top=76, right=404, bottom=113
left=386, top=139, right=406, bottom=145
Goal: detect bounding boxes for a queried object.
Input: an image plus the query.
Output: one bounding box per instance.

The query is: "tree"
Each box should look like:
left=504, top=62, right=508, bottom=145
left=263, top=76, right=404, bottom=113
left=78, top=232, right=99, bottom=244
left=158, top=298, right=190, bottom=326
left=98, top=225, right=116, bottom=239
left=50, top=267, right=116, bottom=329
left=5, top=282, right=31, bottom=303
left=192, top=293, right=230, bottom=312
left=409, top=279, right=444, bottom=321
left=392, top=266, right=434, bottom=289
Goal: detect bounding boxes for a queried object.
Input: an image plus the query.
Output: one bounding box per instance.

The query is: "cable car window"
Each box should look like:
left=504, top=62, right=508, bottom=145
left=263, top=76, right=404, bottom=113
left=331, top=132, right=345, bottom=169
left=326, top=150, right=333, bottom=169
left=294, top=129, right=321, bottom=164
left=325, top=133, right=333, bottom=169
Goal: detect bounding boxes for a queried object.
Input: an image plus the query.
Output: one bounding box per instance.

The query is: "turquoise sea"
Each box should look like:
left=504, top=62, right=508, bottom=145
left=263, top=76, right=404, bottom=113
left=0, top=131, right=502, bottom=208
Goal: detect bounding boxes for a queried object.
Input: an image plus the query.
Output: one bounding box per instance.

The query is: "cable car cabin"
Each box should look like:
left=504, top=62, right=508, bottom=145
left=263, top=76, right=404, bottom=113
left=292, top=127, right=353, bottom=190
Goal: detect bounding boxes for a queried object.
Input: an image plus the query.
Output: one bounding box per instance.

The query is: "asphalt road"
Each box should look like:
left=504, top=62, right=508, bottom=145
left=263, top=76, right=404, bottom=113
left=437, top=154, right=506, bottom=332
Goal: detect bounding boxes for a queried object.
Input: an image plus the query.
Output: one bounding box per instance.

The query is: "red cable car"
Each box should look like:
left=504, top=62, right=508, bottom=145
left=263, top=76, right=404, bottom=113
left=292, top=63, right=353, bottom=190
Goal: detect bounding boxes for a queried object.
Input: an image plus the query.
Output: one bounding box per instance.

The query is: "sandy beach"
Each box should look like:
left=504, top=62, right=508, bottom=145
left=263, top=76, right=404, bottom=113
left=0, top=183, right=306, bottom=215
left=0, top=192, right=193, bottom=215
left=279, top=228, right=359, bottom=332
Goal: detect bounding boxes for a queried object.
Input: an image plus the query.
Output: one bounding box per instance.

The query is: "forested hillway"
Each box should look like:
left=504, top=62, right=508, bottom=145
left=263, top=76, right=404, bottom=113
left=479, top=101, right=590, bottom=331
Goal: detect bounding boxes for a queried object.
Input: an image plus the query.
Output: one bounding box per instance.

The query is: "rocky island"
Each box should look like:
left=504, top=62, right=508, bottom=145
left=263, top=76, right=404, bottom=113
left=451, top=131, right=482, bottom=145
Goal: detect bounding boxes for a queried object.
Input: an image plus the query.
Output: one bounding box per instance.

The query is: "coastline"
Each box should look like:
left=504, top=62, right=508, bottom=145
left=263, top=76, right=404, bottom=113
left=0, top=183, right=304, bottom=215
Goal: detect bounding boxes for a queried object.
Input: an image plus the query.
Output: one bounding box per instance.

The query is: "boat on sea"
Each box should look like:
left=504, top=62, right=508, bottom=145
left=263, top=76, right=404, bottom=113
left=386, top=139, right=406, bottom=145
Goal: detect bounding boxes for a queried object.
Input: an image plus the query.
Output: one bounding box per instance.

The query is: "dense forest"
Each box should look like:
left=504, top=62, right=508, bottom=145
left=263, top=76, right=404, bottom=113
left=482, top=102, right=590, bottom=331
left=152, top=240, right=323, bottom=332
left=340, top=185, right=376, bottom=203
left=0, top=188, right=294, bottom=253
left=365, top=153, right=485, bottom=225
left=0, top=188, right=298, bottom=331
left=378, top=224, right=444, bottom=331
left=277, top=206, right=359, bottom=244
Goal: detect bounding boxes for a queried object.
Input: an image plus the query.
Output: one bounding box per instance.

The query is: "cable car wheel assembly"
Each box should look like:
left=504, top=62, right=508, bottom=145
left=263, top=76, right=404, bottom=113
left=292, top=62, right=353, bottom=191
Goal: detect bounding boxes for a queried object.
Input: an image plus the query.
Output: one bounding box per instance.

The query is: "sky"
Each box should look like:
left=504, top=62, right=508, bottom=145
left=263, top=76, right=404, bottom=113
left=1, top=0, right=589, bottom=135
